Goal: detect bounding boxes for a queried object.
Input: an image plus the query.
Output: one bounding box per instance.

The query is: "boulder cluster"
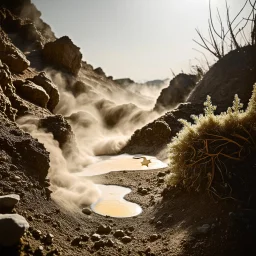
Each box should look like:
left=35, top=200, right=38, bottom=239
left=0, top=194, right=29, bottom=247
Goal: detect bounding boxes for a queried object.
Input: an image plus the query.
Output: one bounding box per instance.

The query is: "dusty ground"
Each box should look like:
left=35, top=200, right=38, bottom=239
left=1, top=163, right=255, bottom=256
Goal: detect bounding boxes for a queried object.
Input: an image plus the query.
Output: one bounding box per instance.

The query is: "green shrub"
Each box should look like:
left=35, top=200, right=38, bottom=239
left=166, top=84, right=256, bottom=197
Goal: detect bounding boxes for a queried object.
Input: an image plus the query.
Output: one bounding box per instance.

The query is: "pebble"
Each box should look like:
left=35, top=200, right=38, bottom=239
left=105, top=239, right=114, bottom=247
left=113, top=229, right=125, bottom=238
left=82, top=208, right=92, bottom=215
left=149, top=234, right=158, bottom=242
left=91, top=233, right=101, bottom=241
left=97, top=224, right=111, bottom=234
left=122, top=236, right=132, bottom=243
left=44, top=233, right=54, bottom=245
left=71, top=237, right=81, bottom=246
left=157, top=172, right=166, bottom=177
left=80, top=234, right=89, bottom=242
left=94, top=240, right=104, bottom=249
left=32, top=229, right=42, bottom=239
left=34, top=246, right=44, bottom=256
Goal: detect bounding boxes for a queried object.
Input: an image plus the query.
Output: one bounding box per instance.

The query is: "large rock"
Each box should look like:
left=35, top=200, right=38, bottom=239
left=0, top=113, right=50, bottom=180
left=13, top=80, right=49, bottom=108
left=0, top=214, right=29, bottom=246
left=154, top=73, right=198, bottom=111
left=0, top=27, right=30, bottom=72
left=28, top=72, right=59, bottom=111
left=0, top=60, right=17, bottom=120
left=94, top=67, right=105, bottom=77
left=39, top=114, right=74, bottom=148
left=0, top=194, right=20, bottom=210
left=43, top=36, right=82, bottom=75
left=0, top=2, right=55, bottom=42
left=122, top=103, right=202, bottom=155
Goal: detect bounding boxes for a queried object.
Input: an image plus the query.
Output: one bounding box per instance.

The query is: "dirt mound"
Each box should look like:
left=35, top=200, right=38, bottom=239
left=188, top=46, right=256, bottom=112
left=0, top=27, right=30, bottom=72
left=154, top=73, right=198, bottom=111
left=124, top=46, right=256, bottom=155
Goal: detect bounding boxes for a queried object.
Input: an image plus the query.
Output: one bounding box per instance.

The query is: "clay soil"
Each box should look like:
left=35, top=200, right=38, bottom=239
left=1, top=164, right=255, bottom=256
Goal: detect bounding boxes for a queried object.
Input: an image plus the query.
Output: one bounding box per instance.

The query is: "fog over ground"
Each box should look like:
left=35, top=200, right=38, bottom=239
left=18, top=68, right=169, bottom=209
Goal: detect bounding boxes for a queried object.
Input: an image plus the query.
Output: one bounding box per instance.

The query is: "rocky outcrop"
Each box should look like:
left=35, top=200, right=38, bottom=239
left=0, top=1, right=55, bottom=42
left=122, top=103, right=202, bottom=154
left=0, top=60, right=17, bottom=120
left=154, top=73, right=198, bottom=111
left=124, top=46, right=256, bottom=155
left=0, top=213, right=29, bottom=246
left=94, top=67, right=106, bottom=77
left=43, top=36, right=82, bottom=75
left=13, top=80, right=49, bottom=108
left=114, top=78, right=135, bottom=86
left=0, top=27, right=30, bottom=73
left=0, top=114, right=50, bottom=180
left=187, top=46, right=256, bottom=112
left=28, top=72, right=59, bottom=111
left=39, top=114, right=74, bottom=149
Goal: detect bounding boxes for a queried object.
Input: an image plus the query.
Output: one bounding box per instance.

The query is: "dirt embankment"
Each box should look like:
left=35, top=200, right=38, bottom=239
left=0, top=0, right=255, bottom=255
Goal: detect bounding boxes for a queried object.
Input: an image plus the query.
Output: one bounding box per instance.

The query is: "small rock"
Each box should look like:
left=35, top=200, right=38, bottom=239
left=97, top=224, right=111, bottom=235
left=34, top=246, right=44, bottom=256
left=94, top=240, right=104, bottom=249
left=128, top=226, right=135, bottom=232
left=113, top=230, right=125, bottom=238
left=44, top=233, right=54, bottom=245
left=156, top=221, right=162, bottom=226
left=157, top=172, right=166, bottom=177
left=122, top=236, right=132, bottom=243
left=91, top=233, right=101, bottom=241
left=82, top=208, right=92, bottom=215
left=138, top=187, right=148, bottom=195
left=149, top=234, right=158, bottom=242
left=0, top=214, right=29, bottom=246
left=157, top=178, right=165, bottom=184
left=105, top=239, right=114, bottom=247
left=0, top=194, right=20, bottom=210
left=80, top=234, right=89, bottom=242
left=27, top=215, right=34, bottom=221
left=32, top=229, right=42, bottom=239
left=71, top=237, right=81, bottom=246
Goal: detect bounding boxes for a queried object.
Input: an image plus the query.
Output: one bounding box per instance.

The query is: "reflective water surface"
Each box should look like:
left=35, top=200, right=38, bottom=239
left=91, top=184, right=142, bottom=218
left=77, top=154, right=168, bottom=177
left=79, top=154, right=167, bottom=217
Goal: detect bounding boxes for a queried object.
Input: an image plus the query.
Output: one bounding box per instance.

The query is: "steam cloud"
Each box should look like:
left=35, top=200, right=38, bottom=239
left=18, top=67, right=168, bottom=210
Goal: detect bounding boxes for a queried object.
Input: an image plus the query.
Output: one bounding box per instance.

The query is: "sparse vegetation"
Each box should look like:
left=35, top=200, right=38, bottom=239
left=166, top=84, right=256, bottom=199
left=194, top=0, right=256, bottom=59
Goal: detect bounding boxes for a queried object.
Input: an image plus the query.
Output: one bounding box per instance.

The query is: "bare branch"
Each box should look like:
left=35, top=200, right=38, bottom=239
left=226, top=0, right=240, bottom=49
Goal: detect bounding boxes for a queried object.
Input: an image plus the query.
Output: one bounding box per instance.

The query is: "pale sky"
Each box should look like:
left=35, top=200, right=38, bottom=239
left=32, top=0, right=251, bottom=82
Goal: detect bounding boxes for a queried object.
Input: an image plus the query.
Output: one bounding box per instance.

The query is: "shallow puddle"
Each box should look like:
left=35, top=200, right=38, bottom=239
left=91, top=184, right=142, bottom=218
left=77, top=154, right=168, bottom=177
left=79, top=154, right=167, bottom=217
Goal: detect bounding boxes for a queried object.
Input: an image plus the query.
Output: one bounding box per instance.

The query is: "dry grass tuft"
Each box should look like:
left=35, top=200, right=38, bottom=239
left=166, top=84, right=256, bottom=198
